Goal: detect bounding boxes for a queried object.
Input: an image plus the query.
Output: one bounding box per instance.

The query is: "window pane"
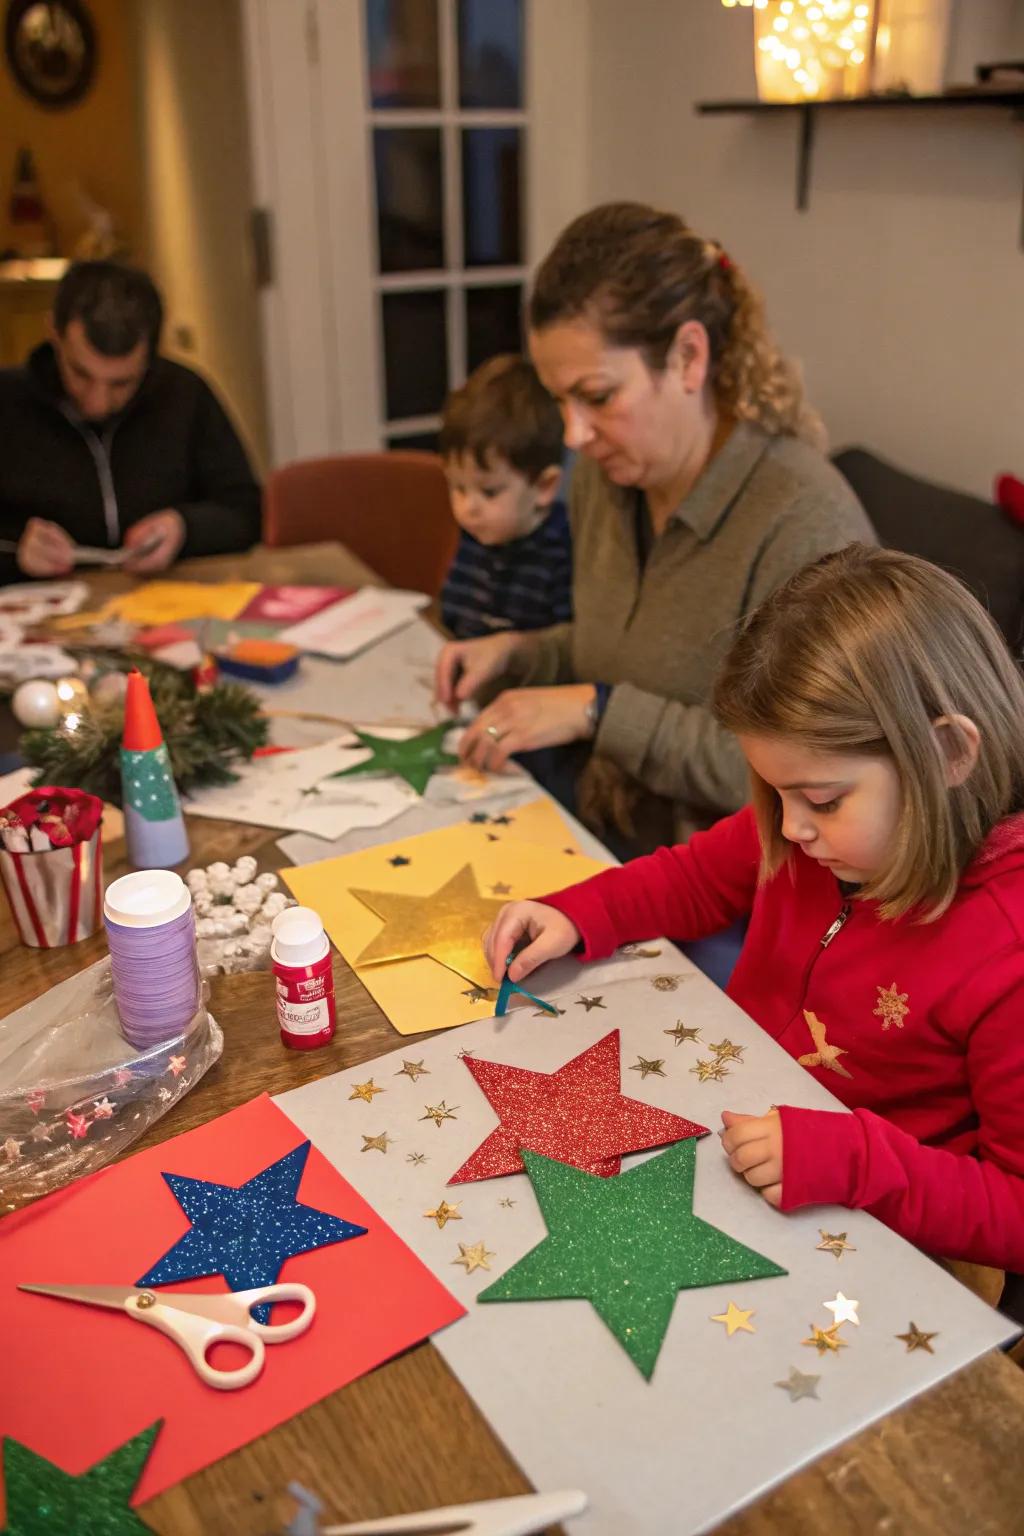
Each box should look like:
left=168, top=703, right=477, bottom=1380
left=381, top=291, right=448, bottom=420
left=461, top=128, right=521, bottom=267
left=465, top=285, right=523, bottom=374
left=366, top=0, right=440, bottom=108
left=457, top=0, right=522, bottom=108
left=374, top=128, right=444, bottom=273
left=386, top=429, right=440, bottom=453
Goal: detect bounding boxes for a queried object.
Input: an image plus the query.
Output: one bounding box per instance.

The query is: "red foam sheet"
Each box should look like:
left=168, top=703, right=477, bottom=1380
left=0, top=1094, right=465, bottom=1509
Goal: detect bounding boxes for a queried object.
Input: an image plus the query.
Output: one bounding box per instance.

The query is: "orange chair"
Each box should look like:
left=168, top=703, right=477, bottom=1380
left=263, top=451, right=459, bottom=597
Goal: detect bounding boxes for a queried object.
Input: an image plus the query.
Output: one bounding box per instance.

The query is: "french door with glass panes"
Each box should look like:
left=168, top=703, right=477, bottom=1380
left=241, top=0, right=589, bottom=466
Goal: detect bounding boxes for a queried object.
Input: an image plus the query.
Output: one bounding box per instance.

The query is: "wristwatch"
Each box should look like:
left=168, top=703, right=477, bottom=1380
left=584, top=683, right=611, bottom=738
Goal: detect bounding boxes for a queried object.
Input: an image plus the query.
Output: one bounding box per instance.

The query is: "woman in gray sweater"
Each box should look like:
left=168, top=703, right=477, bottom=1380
left=436, top=201, right=873, bottom=854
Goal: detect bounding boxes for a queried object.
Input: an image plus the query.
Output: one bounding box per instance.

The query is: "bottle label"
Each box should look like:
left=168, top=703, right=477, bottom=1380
left=273, top=956, right=335, bottom=1041
left=278, top=995, right=330, bottom=1036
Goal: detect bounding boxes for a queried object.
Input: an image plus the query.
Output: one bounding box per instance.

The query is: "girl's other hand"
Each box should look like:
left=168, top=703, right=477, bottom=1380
left=720, top=1108, right=783, bottom=1209
left=483, top=900, right=580, bottom=983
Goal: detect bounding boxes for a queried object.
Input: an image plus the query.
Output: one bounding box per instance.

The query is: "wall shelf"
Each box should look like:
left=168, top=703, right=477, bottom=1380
left=696, top=91, right=1024, bottom=245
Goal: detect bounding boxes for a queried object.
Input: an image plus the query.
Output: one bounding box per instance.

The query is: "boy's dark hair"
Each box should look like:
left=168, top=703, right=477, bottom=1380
left=440, top=354, right=563, bottom=482
left=54, top=261, right=164, bottom=358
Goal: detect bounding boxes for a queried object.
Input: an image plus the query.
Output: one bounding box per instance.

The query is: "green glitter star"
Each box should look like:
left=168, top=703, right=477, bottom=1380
left=327, top=724, right=458, bottom=796
left=0, top=1422, right=160, bottom=1534
left=478, top=1140, right=786, bottom=1378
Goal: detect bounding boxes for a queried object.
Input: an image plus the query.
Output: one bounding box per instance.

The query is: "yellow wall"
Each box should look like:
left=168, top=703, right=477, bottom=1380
left=133, top=0, right=268, bottom=469
left=0, top=0, right=143, bottom=257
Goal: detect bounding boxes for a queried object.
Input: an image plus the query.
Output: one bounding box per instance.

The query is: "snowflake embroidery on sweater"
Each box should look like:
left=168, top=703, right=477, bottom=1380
left=873, top=982, right=909, bottom=1031
left=797, top=1010, right=852, bottom=1079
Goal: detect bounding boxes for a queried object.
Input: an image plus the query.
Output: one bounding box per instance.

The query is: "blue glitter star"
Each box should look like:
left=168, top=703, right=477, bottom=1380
left=136, top=1141, right=367, bottom=1322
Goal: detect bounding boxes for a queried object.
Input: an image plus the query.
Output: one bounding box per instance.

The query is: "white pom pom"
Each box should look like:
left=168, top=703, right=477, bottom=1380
left=255, top=872, right=279, bottom=894
left=232, top=856, right=258, bottom=885
left=193, top=892, right=214, bottom=915
left=186, top=869, right=209, bottom=892
left=209, top=878, right=236, bottom=901
left=208, top=861, right=231, bottom=881
left=234, top=884, right=264, bottom=915
left=196, top=917, right=216, bottom=937
left=261, top=892, right=289, bottom=919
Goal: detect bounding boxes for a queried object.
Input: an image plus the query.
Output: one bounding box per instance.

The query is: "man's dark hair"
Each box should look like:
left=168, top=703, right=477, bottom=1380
left=54, top=261, right=164, bottom=358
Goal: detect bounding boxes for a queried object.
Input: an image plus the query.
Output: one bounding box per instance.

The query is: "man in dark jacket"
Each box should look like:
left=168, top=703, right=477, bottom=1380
left=0, top=261, right=261, bottom=583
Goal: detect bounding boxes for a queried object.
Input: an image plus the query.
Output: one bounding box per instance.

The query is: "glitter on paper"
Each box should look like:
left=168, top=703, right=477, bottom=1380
left=479, top=1140, right=786, bottom=1378
left=424, top=1200, right=462, bottom=1229
left=816, top=1230, right=856, bottom=1260
left=136, top=1141, right=367, bottom=1323
left=896, top=1321, right=938, bottom=1353
left=709, top=1039, right=745, bottom=1063
left=349, top=1079, right=385, bottom=1103
left=665, top=1022, right=701, bottom=1047
left=575, top=995, right=606, bottom=1012
left=350, top=864, right=507, bottom=988
left=421, top=1100, right=459, bottom=1128
left=453, top=1240, right=495, bottom=1274
left=802, top=1322, right=848, bottom=1356
left=0, top=1422, right=161, bottom=1534
left=449, top=1030, right=708, bottom=1184
left=689, top=1058, right=728, bottom=1084
left=362, top=1133, right=392, bottom=1154
left=630, top=1056, right=666, bottom=1080
left=395, top=1060, right=430, bottom=1082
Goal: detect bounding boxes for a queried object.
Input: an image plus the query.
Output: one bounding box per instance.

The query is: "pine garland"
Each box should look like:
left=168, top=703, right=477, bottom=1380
left=19, top=654, right=268, bottom=807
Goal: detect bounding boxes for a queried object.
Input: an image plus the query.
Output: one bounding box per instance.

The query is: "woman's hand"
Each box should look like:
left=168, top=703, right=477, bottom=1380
left=434, top=631, right=524, bottom=711
left=720, top=1109, right=783, bottom=1209
left=483, top=900, right=581, bottom=983
left=459, top=684, right=597, bottom=771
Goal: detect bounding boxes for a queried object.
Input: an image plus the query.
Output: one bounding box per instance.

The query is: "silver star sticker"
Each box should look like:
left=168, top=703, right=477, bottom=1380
left=775, top=1366, right=820, bottom=1402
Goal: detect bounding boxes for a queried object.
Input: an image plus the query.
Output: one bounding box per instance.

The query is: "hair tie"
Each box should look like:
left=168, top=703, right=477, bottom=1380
left=718, top=250, right=732, bottom=273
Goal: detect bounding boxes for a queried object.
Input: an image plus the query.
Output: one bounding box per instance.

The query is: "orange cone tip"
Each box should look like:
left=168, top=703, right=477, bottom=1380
left=122, top=669, right=164, bottom=752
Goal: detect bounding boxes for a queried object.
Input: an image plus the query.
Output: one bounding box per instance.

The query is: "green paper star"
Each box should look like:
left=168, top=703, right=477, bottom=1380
left=327, top=724, right=458, bottom=796
left=478, top=1141, right=786, bottom=1378
left=1, top=1422, right=160, bottom=1534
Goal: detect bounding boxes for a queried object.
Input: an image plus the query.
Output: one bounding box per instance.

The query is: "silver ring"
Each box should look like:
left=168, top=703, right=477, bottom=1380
left=485, top=724, right=504, bottom=742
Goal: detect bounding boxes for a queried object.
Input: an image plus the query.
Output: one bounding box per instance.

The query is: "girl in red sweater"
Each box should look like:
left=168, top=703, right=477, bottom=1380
left=484, top=546, right=1024, bottom=1272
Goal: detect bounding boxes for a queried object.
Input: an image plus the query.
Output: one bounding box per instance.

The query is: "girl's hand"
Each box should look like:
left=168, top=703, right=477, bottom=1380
left=459, top=684, right=597, bottom=771
left=434, top=631, right=523, bottom=710
left=483, top=900, right=581, bottom=983
left=720, top=1109, right=783, bottom=1209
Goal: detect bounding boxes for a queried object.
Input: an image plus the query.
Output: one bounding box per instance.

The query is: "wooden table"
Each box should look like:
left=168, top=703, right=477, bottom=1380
left=3, top=545, right=1024, bottom=1535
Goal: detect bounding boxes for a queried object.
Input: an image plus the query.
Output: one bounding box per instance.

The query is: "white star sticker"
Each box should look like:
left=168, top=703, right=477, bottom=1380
left=823, top=1291, right=860, bottom=1327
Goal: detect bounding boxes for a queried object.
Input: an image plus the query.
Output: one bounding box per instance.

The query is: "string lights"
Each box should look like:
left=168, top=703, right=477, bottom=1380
left=721, top=0, right=876, bottom=101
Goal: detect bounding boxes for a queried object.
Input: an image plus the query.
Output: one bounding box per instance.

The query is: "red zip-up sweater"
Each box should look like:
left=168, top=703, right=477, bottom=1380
left=543, top=806, right=1024, bottom=1271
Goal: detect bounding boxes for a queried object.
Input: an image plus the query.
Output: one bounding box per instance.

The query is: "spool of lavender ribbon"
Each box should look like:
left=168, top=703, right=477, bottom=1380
left=104, top=870, right=201, bottom=1049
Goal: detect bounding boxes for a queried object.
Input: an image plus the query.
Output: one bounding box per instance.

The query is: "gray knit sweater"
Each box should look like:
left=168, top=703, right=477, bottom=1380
left=511, top=421, right=875, bottom=845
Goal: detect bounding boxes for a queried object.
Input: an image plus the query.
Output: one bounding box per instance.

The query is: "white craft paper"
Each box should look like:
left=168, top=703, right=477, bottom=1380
left=276, top=967, right=1016, bottom=1536
left=280, top=586, right=430, bottom=659
left=0, top=581, right=87, bottom=625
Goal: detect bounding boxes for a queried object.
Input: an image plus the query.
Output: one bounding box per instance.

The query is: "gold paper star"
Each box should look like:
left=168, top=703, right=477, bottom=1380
left=803, top=1322, right=848, bottom=1356
left=874, top=982, right=910, bottom=1031
left=630, top=1056, right=666, bottom=1080
left=452, top=1240, right=495, bottom=1274
left=710, top=1301, right=756, bottom=1337
left=798, top=1010, right=852, bottom=1078
left=490, top=881, right=512, bottom=896
left=425, top=1199, right=462, bottom=1229
left=665, top=1021, right=701, bottom=1046
left=421, top=1099, right=459, bottom=1127
left=896, top=1321, right=938, bottom=1354
left=824, top=1292, right=860, bottom=1327
left=775, top=1366, right=820, bottom=1401
left=395, top=1059, right=429, bottom=1082
left=575, top=995, right=606, bottom=1012
left=349, top=1079, right=385, bottom=1103
left=406, top=1152, right=427, bottom=1165
left=499, top=1197, right=516, bottom=1209
left=690, top=1057, right=728, bottom=1083
left=816, top=1229, right=856, bottom=1260
left=351, top=863, right=507, bottom=988
left=462, top=985, right=497, bottom=1004
left=361, top=1132, right=392, bottom=1154
left=709, top=1038, right=745, bottom=1063
left=456, top=1048, right=477, bottom=1059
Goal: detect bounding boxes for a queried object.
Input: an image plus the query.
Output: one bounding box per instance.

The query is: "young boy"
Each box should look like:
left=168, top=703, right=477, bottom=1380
left=439, top=354, right=571, bottom=640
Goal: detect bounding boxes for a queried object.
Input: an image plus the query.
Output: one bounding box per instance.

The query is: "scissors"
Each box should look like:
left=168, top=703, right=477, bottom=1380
left=19, top=1281, right=315, bottom=1391
left=287, top=1485, right=587, bottom=1536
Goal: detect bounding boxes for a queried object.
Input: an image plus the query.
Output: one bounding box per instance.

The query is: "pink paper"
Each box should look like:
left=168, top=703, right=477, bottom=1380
left=238, top=586, right=354, bottom=625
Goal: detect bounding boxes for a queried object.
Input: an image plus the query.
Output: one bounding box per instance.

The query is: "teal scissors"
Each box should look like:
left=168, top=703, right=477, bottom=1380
left=19, top=1280, right=315, bottom=1391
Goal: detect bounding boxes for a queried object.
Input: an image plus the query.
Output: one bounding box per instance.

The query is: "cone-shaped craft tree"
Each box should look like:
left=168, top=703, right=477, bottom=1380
left=120, top=669, right=189, bottom=868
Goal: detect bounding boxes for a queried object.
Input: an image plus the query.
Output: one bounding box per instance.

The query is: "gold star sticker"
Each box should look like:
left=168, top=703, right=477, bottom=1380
left=406, top=1152, right=427, bottom=1165
left=896, top=1321, right=938, bottom=1354
left=395, top=1059, right=430, bottom=1082
left=874, top=982, right=910, bottom=1031
left=452, top=1240, right=495, bottom=1274
left=710, top=1302, right=756, bottom=1337
left=421, top=1099, right=459, bottom=1127
left=456, top=1048, right=477, bottom=1059
left=798, top=1010, right=852, bottom=1078
left=775, top=1366, right=820, bottom=1401
left=824, top=1292, right=860, bottom=1327
left=499, top=1197, right=516, bottom=1209
left=575, top=995, right=606, bottom=1011
left=816, top=1229, right=856, bottom=1260
left=803, top=1322, right=848, bottom=1356
left=690, top=1057, right=728, bottom=1083
left=462, top=985, right=497, bottom=1004
left=490, top=881, right=512, bottom=896
left=424, top=1199, right=462, bottom=1229
left=665, top=1021, right=701, bottom=1046
left=351, top=863, right=507, bottom=988
left=349, top=1079, right=385, bottom=1103
left=630, top=1056, right=667, bottom=1079
left=361, top=1132, right=392, bottom=1154
left=650, top=974, right=683, bottom=991
left=709, top=1038, right=745, bottom=1063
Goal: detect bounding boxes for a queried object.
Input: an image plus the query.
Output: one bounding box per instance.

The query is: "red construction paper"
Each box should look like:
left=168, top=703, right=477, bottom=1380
left=237, top=586, right=355, bottom=625
left=448, top=1030, right=709, bottom=1184
left=0, top=1095, right=465, bottom=1510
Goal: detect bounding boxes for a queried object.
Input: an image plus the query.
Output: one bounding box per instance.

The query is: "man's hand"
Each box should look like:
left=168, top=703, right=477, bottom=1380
left=17, top=518, right=75, bottom=578
left=123, top=510, right=186, bottom=573
left=720, top=1109, right=784, bottom=1209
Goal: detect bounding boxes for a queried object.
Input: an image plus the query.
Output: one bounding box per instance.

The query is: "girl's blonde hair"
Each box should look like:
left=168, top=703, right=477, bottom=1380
left=713, top=544, right=1024, bottom=920
left=528, top=201, right=825, bottom=449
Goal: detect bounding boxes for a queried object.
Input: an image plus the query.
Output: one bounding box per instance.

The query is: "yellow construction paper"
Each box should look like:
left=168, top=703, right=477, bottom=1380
left=461, top=795, right=584, bottom=852
left=351, top=864, right=510, bottom=988
left=97, top=581, right=262, bottom=625
left=281, top=802, right=608, bottom=1035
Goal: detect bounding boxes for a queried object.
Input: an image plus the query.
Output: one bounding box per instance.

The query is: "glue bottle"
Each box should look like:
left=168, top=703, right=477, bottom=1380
left=270, top=906, right=337, bottom=1050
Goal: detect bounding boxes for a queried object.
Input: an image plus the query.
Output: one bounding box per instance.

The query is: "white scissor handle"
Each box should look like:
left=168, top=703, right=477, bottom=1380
left=128, top=1292, right=266, bottom=1390
left=233, top=1282, right=317, bottom=1340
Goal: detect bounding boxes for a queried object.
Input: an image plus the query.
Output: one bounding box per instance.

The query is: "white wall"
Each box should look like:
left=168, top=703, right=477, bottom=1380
left=583, top=0, right=1024, bottom=498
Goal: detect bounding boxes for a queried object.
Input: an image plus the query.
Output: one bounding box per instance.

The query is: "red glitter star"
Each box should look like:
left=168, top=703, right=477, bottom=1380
left=448, top=1030, right=708, bottom=1184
